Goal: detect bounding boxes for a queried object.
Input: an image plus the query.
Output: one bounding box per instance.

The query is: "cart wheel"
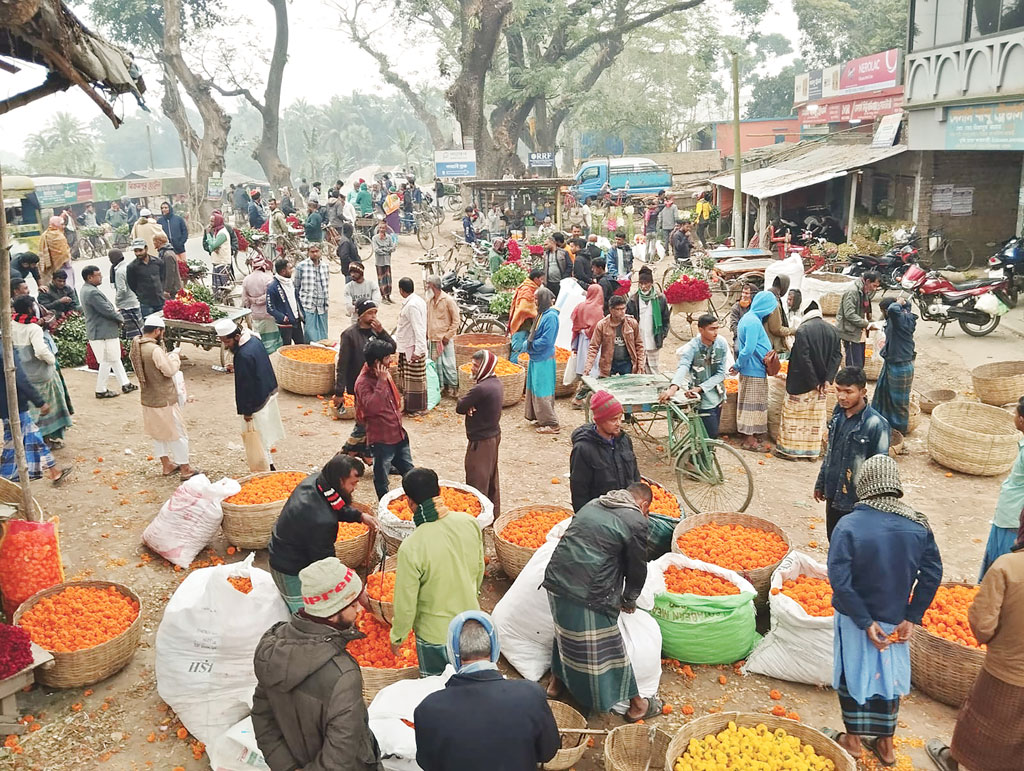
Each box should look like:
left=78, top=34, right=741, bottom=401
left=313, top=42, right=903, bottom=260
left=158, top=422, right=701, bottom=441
left=667, top=306, right=695, bottom=342
left=674, top=439, right=753, bottom=513
left=416, top=227, right=435, bottom=250
left=466, top=317, right=507, bottom=336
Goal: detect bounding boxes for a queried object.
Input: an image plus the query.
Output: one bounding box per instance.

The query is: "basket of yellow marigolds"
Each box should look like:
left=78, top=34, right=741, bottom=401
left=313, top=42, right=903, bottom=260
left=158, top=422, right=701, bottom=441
left=457, top=357, right=526, bottom=406
left=364, top=555, right=397, bottom=625
left=493, top=505, right=572, bottom=579
left=453, top=333, right=510, bottom=369
left=272, top=344, right=337, bottom=395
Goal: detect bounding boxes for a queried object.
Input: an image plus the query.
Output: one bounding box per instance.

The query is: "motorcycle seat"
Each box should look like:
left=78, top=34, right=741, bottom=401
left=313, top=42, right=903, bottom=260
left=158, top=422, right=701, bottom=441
left=947, top=277, right=1004, bottom=291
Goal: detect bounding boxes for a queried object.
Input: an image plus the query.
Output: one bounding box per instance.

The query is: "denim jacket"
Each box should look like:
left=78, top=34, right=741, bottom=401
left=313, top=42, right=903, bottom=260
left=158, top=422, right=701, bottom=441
left=815, top=402, right=890, bottom=512
left=672, top=336, right=732, bottom=410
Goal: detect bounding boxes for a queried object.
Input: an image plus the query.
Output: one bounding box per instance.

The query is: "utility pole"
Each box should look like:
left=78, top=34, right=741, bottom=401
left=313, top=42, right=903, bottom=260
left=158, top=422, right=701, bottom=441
left=146, top=124, right=156, bottom=170
left=731, top=51, right=743, bottom=246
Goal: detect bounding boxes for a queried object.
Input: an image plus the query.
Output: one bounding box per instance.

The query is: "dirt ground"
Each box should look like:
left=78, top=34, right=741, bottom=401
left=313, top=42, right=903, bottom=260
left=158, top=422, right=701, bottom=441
left=4, top=221, right=1022, bottom=771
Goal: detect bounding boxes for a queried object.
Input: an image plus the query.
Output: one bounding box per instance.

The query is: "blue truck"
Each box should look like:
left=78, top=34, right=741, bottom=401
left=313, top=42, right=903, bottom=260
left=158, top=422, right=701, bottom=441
left=570, top=156, right=673, bottom=200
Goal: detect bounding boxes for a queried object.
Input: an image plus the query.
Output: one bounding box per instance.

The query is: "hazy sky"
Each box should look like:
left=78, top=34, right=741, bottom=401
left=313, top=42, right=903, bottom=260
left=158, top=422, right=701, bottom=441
left=0, top=0, right=799, bottom=160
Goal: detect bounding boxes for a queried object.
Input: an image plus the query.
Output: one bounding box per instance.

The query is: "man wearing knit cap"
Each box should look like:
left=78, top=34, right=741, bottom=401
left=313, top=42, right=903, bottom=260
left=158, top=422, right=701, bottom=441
left=390, top=467, right=484, bottom=676
left=252, top=556, right=383, bottom=770
left=569, top=390, right=640, bottom=512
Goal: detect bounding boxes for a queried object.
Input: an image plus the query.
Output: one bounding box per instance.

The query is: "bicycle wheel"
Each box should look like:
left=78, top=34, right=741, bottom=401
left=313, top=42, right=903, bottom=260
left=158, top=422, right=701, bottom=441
left=674, top=439, right=754, bottom=513
left=233, top=248, right=251, bottom=278
left=943, top=239, right=975, bottom=271
left=445, top=195, right=462, bottom=213
left=416, top=227, right=435, bottom=250
left=467, top=316, right=507, bottom=335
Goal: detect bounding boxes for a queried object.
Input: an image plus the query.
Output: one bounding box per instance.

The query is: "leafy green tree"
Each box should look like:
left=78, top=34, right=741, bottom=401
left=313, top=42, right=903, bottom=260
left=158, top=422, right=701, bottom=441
left=792, top=0, right=907, bottom=68
left=24, top=113, right=100, bottom=176
left=745, top=64, right=798, bottom=119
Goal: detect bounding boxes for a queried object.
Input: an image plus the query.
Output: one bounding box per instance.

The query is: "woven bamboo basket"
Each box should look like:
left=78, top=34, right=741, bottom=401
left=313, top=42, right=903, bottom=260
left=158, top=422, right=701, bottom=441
left=671, top=300, right=708, bottom=315
left=642, top=476, right=683, bottom=519
left=863, top=345, right=881, bottom=380
left=360, top=659, right=419, bottom=704
left=905, top=398, right=921, bottom=435
left=14, top=581, right=143, bottom=688
left=542, top=700, right=589, bottom=770
left=909, top=582, right=986, bottom=707
left=810, top=273, right=854, bottom=317
left=889, top=430, right=904, bottom=457
left=453, top=333, right=510, bottom=369
left=517, top=348, right=575, bottom=397
left=364, top=555, right=397, bottom=625
left=918, top=388, right=956, bottom=414
left=671, top=512, right=790, bottom=604
left=971, top=361, right=1024, bottom=406
left=767, top=376, right=785, bottom=441
left=493, top=505, right=572, bottom=579
left=0, top=476, right=44, bottom=520
left=927, top=401, right=1020, bottom=476
left=221, top=470, right=308, bottom=549
left=271, top=346, right=337, bottom=396
left=719, top=387, right=738, bottom=434
left=333, top=503, right=373, bottom=568
left=457, top=361, right=526, bottom=407
left=604, top=724, right=671, bottom=771
left=382, top=530, right=403, bottom=556
left=663, top=713, right=855, bottom=771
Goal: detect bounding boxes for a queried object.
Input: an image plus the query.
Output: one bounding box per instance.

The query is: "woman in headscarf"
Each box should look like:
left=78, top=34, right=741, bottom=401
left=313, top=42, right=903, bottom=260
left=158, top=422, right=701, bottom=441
left=568, top=284, right=605, bottom=408
left=10, top=295, right=73, bottom=448
left=524, top=287, right=560, bottom=434
left=355, top=182, right=373, bottom=216
left=735, top=290, right=778, bottom=452
left=456, top=350, right=503, bottom=515
left=508, top=268, right=543, bottom=356
left=37, top=216, right=71, bottom=288
left=241, top=253, right=281, bottom=354
left=727, top=282, right=754, bottom=353
left=203, top=211, right=233, bottom=292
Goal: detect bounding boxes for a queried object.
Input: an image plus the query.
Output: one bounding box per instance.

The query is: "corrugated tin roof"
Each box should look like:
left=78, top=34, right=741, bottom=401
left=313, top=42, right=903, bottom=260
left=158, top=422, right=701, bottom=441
left=710, top=143, right=907, bottom=199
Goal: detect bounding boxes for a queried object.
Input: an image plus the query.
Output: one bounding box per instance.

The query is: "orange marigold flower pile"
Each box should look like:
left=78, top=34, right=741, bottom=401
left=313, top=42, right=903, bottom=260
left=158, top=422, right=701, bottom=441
left=387, top=487, right=482, bottom=521
left=664, top=566, right=740, bottom=596
left=771, top=575, right=834, bottom=617
left=922, top=585, right=984, bottom=649
left=500, top=509, right=570, bottom=549
left=347, top=611, right=418, bottom=668
left=518, top=346, right=571, bottom=364
left=724, top=378, right=739, bottom=394
left=366, top=571, right=396, bottom=603
left=227, top=576, right=253, bottom=594
left=279, top=347, right=336, bottom=364
left=459, top=359, right=522, bottom=377
left=676, top=523, right=788, bottom=571
left=225, top=472, right=307, bottom=505
left=648, top=482, right=681, bottom=518
left=19, top=585, right=139, bottom=652
left=336, top=522, right=369, bottom=541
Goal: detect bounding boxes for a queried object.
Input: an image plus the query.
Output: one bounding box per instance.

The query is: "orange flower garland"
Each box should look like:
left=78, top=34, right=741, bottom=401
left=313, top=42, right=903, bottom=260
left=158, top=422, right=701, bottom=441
left=664, top=566, right=740, bottom=596
left=225, top=472, right=307, bottom=505
left=676, top=523, right=788, bottom=571
left=459, top=360, right=522, bottom=376
left=771, top=575, right=834, bottom=617
left=922, top=585, right=984, bottom=649
left=500, top=509, right=571, bottom=549
left=347, top=610, right=418, bottom=668
left=724, top=378, right=739, bottom=394
left=387, top=487, right=482, bottom=521
left=336, top=522, right=369, bottom=541
left=279, top=347, right=336, bottom=364
left=648, top=482, right=681, bottom=518
left=19, top=585, right=139, bottom=652
left=366, top=571, right=396, bottom=603
left=227, top=576, right=253, bottom=594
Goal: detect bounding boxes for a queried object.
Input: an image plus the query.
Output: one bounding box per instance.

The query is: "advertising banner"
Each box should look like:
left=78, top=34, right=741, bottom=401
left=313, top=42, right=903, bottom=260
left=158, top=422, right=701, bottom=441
left=434, top=149, right=477, bottom=179
left=126, top=179, right=164, bottom=197
left=798, top=89, right=903, bottom=125
left=945, top=101, right=1024, bottom=151
left=839, top=49, right=901, bottom=94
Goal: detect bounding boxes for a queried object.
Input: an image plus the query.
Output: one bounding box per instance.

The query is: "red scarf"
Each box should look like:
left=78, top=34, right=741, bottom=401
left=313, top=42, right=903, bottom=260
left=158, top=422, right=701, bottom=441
left=13, top=312, right=40, bottom=326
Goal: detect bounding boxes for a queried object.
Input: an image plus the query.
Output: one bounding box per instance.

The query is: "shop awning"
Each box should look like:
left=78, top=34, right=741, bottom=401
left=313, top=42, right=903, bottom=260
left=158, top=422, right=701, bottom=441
left=709, top=143, right=907, bottom=199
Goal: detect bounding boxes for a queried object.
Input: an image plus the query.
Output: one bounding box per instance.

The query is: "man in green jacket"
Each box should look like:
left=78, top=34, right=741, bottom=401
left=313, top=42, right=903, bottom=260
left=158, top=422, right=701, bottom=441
left=836, top=273, right=881, bottom=369
left=390, top=467, right=485, bottom=676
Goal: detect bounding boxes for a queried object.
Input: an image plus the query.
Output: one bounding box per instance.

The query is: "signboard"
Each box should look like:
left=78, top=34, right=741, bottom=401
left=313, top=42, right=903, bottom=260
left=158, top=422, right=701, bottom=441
left=950, top=187, right=974, bottom=216
left=434, top=149, right=477, bottom=179
left=207, top=173, right=224, bottom=201
left=840, top=49, right=901, bottom=94
left=871, top=112, right=903, bottom=147
left=945, top=101, right=1024, bottom=151
left=126, top=179, right=164, bottom=197
left=35, top=181, right=93, bottom=208
left=798, top=88, right=903, bottom=125
left=92, top=181, right=127, bottom=203
left=807, top=69, right=823, bottom=101
left=528, top=152, right=554, bottom=168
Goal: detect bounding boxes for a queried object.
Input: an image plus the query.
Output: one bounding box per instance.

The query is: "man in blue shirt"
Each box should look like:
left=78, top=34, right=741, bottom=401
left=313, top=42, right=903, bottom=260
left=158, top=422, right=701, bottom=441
left=660, top=314, right=731, bottom=438
left=248, top=190, right=267, bottom=228
left=462, top=206, right=476, bottom=244
left=815, top=367, right=890, bottom=539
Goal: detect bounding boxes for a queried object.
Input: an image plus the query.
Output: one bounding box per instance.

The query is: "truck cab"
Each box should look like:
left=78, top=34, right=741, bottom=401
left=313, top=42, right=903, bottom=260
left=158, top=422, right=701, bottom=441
left=571, top=156, right=672, bottom=200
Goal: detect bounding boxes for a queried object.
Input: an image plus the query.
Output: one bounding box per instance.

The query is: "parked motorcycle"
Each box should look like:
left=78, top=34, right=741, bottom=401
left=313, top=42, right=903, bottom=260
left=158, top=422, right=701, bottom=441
left=987, top=235, right=1023, bottom=307
left=844, top=227, right=920, bottom=288
left=900, top=263, right=1010, bottom=337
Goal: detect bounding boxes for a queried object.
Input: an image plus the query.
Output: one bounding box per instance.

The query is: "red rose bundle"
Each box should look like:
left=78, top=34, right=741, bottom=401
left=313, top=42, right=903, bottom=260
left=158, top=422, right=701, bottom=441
left=162, top=289, right=212, bottom=324
left=664, top=275, right=711, bottom=304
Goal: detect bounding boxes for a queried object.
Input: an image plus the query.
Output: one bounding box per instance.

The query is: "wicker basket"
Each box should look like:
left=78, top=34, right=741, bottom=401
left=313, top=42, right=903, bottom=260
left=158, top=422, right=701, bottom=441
left=453, top=333, right=510, bottom=370
left=767, top=376, right=785, bottom=441
left=13, top=581, right=143, bottom=688
left=364, top=555, right=397, bottom=625
left=819, top=292, right=842, bottom=316
left=971, top=361, right=1024, bottom=406
left=671, top=512, right=790, bottom=604
left=809, top=273, right=854, bottom=317
left=360, top=660, right=419, bottom=704
left=889, top=430, right=904, bottom=457
left=906, top=398, right=921, bottom=435
left=918, top=388, right=956, bottom=414
left=333, top=503, right=373, bottom=568
left=221, top=470, right=308, bottom=549
left=542, top=700, right=589, bottom=770
left=493, top=505, right=572, bottom=580
left=457, top=361, right=526, bottom=407
left=719, top=388, right=738, bottom=434
left=927, top=401, right=1021, bottom=476
left=663, top=713, right=855, bottom=771
left=604, top=724, right=671, bottom=771
left=863, top=345, right=881, bottom=381
left=909, top=581, right=986, bottom=707
left=518, top=348, right=576, bottom=397
left=271, top=346, right=337, bottom=396
left=0, top=476, right=44, bottom=520
left=381, top=530, right=403, bottom=556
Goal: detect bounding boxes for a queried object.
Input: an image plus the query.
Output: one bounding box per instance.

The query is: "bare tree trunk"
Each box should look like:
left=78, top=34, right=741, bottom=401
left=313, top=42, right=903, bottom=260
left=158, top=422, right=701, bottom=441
left=251, top=0, right=292, bottom=190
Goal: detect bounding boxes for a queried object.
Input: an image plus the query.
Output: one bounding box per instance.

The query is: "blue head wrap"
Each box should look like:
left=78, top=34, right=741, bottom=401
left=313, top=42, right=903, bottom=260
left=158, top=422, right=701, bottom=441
left=446, top=610, right=500, bottom=674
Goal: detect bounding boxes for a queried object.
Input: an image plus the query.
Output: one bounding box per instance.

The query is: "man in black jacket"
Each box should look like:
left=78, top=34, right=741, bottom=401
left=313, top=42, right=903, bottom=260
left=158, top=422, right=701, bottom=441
left=569, top=390, right=640, bottom=512
left=592, top=257, right=617, bottom=314
left=543, top=484, right=661, bottom=720
left=335, top=222, right=361, bottom=279
left=267, top=454, right=377, bottom=610
left=776, top=300, right=842, bottom=460
left=414, top=611, right=559, bottom=771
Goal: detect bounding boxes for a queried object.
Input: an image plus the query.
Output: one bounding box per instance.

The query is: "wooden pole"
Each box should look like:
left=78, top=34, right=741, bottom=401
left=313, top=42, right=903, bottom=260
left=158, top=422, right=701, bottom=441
left=0, top=167, right=37, bottom=519
left=731, top=52, right=742, bottom=246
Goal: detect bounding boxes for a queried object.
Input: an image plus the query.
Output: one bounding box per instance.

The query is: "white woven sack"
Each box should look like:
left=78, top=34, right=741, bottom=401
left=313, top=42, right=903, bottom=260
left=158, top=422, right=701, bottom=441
left=377, top=479, right=494, bottom=542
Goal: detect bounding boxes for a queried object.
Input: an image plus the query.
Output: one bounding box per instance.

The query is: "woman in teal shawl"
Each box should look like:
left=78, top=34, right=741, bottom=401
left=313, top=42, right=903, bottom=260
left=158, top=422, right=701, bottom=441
left=524, top=287, right=560, bottom=434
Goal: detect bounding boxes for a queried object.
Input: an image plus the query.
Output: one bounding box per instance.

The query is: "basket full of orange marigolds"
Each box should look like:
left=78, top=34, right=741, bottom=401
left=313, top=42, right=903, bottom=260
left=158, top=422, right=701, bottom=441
left=720, top=377, right=739, bottom=434
left=334, top=502, right=373, bottom=568
left=493, top=505, right=573, bottom=579
left=364, top=555, right=397, bottom=624
left=378, top=481, right=495, bottom=555
left=14, top=581, right=143, bottom=688
left=221, top=471, right=308, bottom=549
left=641, top=476, right=683, bottom=519
left=347, top=609, right=419, bottom=703
left=457, top=358, right=526, bottom=407
left=909, top=582, right=986, bottom=707
left=671, top=511, right=791, bottom=603
left=453, top=333, right=511, bottom=369
left=271, top=344, right=337, bottom=395
left=518, top=346, right=575, bottom=398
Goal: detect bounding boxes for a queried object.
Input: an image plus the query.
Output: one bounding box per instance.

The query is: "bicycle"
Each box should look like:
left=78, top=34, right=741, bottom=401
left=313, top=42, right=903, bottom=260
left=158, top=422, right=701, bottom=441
left=412, top=211, right=435, bottom=250
left=456, top=301, right=507, bottom=335
left=923, top=231, right=975, bottom=271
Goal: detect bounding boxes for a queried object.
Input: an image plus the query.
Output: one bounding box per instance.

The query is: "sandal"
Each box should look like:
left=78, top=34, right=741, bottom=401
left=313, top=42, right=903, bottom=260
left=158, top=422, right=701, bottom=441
left=536, top=425, right=561, bottom=434
left=162, top=465, right=181, bottom=476
left=820, top=728, right=862, bottom=759
left=51, top=467, right=73, bottom=487
left=95, top=390, right=120, bottom=399
left=625, top=696, right=664, bottom=724
left=925, top=739, right=958, bottom=771
left=862, top=737, right=896, bottom=767
left=179, top=469, right=203, bottom=481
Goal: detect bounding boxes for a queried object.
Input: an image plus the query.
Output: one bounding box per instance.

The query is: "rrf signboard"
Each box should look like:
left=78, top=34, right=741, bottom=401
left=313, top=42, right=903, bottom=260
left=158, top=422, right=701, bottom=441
left=528, top=152, right=555, bottom=168
left=434, top=150, right=477, bottom=179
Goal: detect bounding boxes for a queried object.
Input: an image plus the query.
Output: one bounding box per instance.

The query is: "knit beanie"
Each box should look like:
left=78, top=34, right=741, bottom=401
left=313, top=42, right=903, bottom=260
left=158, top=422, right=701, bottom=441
left=591, top=390, right=623, bottom=423
left=855, top=454, right=903, bottom=500
left=402, top=467, right=441, bottom=505
left=300, top=557, right=363, bottom=618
